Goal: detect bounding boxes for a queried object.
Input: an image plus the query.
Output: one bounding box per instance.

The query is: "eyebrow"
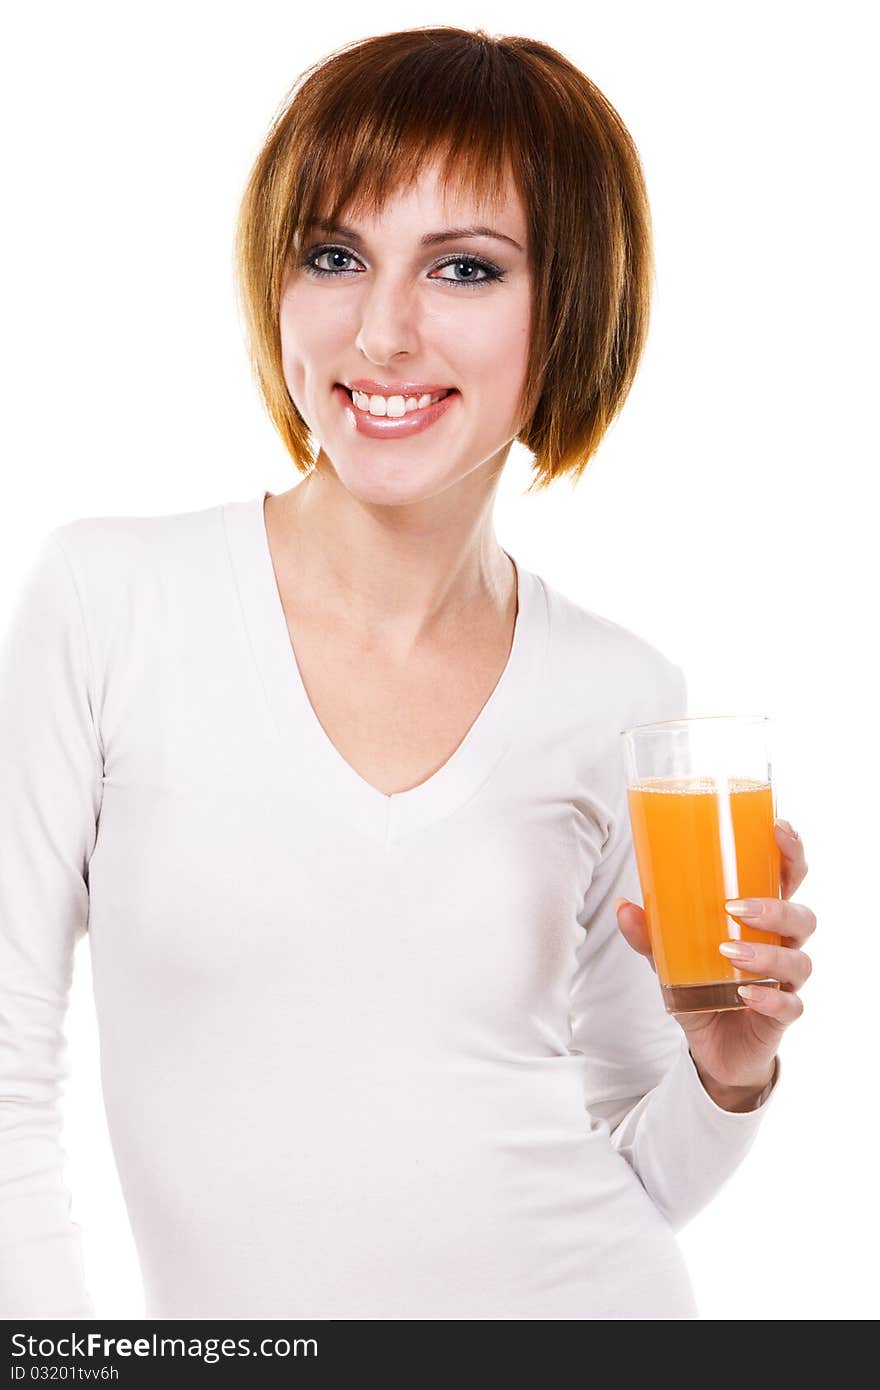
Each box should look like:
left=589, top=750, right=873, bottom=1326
left=305, top=219, right=524, bottom=253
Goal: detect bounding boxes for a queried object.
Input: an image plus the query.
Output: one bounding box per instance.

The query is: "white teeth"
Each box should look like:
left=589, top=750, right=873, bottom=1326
left=350, top=389, right=449, bottom=417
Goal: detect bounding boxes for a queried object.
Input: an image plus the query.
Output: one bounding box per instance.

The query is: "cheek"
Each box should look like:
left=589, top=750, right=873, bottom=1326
left=465, top=326, right=530, bottom=431
left=279, top=297, right=335, bottom=403
left=278, top=302, right=302, bottom=384
left=457, top=297, right=530, bottom=383
left=501, top=310, right=532, bottom=382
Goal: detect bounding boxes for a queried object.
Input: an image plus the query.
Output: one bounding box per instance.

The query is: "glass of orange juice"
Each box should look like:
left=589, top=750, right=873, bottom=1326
left=620, top=715, right=782, bottom=1014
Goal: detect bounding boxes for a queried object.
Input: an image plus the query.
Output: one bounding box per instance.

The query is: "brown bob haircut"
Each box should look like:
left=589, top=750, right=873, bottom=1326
left=234, top=25, right=654, bottom=493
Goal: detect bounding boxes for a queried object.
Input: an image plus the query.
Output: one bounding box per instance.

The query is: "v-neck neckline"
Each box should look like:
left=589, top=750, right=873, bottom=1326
left=222, top=490, right=549, bottom=845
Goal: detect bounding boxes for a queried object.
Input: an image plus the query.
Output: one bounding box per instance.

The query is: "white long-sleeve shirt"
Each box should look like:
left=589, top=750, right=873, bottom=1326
left=0, top=490, right=780, bottom=1320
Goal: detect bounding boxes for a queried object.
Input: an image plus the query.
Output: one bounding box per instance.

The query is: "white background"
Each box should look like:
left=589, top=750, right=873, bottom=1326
left=2, top=0, right=877, bottom=1321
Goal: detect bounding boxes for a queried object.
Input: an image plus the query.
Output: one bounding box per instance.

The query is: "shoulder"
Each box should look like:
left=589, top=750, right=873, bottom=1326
left=48, top=499, right=225, bottom=579
left=39, top=499, right=230, bottom=651
left=537, top=572, right=687, bottom=727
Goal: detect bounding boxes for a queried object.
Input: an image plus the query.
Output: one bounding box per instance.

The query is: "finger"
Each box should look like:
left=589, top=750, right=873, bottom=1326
left=612, top=899, right=656, bottom=973
left=724, top=896, right=816, bottom=945
left=737, top=981, right=805, bottom=1022
left=718, top=940, right=813, bottom=990
left=774, top=820, right=809, bottom=897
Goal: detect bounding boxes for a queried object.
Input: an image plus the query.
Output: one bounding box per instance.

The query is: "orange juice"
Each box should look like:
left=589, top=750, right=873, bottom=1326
left=626, top=775, right=782, bottom=1012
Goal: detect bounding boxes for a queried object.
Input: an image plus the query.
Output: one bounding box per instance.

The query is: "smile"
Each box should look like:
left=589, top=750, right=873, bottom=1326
left=349, top=387, right=453, bottom=417
left=334, top=384, right=459, bottom=439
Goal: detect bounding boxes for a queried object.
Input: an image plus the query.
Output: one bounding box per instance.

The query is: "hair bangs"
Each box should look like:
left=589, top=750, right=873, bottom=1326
left=285, top=53, right=522, bottom=262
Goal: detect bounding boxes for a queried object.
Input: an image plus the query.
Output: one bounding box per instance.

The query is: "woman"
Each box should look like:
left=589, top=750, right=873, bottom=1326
left=0, top=26, right=814, bottom=1320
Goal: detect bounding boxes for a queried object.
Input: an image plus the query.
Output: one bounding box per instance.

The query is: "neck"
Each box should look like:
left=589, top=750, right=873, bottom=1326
left=266, top=467, right=515, bottom=651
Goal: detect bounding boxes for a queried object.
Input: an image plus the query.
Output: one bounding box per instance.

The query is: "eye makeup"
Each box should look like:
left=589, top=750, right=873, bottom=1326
left=300, top=244, right=507, bottom=290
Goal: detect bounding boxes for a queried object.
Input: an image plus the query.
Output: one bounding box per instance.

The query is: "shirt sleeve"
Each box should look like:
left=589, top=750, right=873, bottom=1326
left=0, top=529, right=101, bottom=1317
left=568, top=661, right=781, bottom=1234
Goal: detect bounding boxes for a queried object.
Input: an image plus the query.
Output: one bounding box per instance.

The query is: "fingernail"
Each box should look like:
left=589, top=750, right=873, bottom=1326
left=725, top=899, right=764, bottom=918
left=775, top=818, right=799, bottom=840
left=719, top=940, right=755, bottom=958
left=612, top=897, right=628, bottom=914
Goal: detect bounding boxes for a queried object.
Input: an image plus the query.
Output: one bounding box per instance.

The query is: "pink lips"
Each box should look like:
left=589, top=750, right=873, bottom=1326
left=345, top=379, right=455, bottom=397
left=334, top=384, right=459, bottom=439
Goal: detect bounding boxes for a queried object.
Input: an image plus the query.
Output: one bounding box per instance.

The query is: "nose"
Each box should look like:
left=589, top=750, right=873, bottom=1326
left=353, top=272, right=421, bottom=366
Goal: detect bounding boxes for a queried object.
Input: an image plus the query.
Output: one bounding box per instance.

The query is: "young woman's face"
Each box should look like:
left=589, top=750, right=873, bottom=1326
left=278, top=158, right=532, bottom=505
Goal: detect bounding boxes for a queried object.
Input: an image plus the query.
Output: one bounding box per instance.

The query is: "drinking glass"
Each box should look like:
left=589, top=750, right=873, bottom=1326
left=620, top=715, right=782, bottom=1013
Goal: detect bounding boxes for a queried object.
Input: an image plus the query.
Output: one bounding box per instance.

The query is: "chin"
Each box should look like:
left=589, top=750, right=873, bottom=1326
left=332, top=457, right=463, bottom=507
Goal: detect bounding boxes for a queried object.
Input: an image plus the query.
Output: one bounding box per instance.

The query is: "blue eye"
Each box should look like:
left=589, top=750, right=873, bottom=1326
left=432, top=256, right=502, bottom=287
left=303, top=247, right=358, bottom=277
left=301, top=245, right=505, bottom=290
